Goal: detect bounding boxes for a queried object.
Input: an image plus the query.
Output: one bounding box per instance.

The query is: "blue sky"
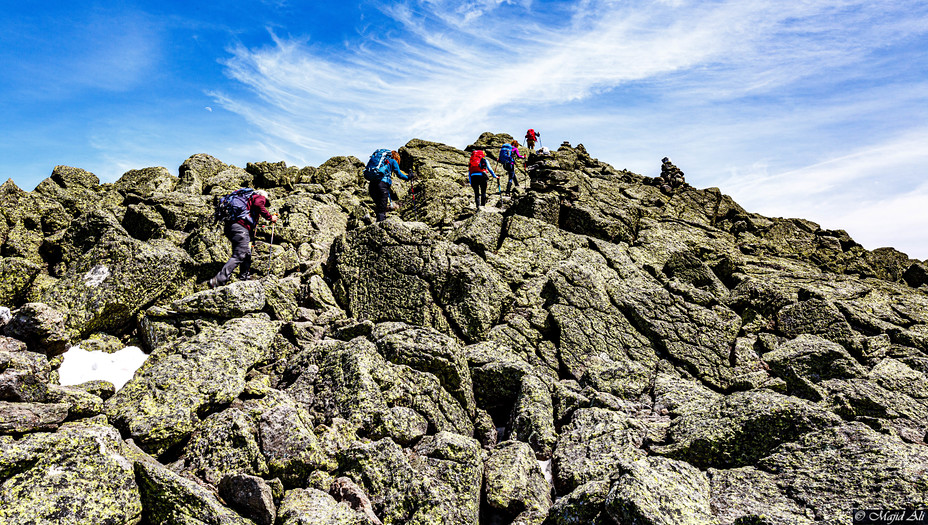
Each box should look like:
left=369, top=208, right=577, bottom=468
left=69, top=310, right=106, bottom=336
left=3, top=0, right=927, bottom=258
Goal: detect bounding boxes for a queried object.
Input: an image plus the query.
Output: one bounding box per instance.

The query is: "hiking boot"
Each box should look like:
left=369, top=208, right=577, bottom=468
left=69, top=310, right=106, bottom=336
left=207, top=277, right=218, bottom=289
left=239, top=272, right=252, bottom=281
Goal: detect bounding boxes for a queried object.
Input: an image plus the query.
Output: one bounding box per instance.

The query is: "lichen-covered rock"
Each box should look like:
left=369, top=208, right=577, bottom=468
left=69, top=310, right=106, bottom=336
left=763, top=334, right=866, bottom=400
left=332, top=220, right=512, bottom=343
left=0, top=401, right=69, bottom=434
left=372, top=322, right=476, bottom=417
left=180, top=407, right=268, bottom=485
left=0, top=345, right=51, bottom=402
left=507, top=374, right=556, bottom=459
left=278, top=487, right=376, bottom=525
left=484, top=441, right=552, bottom=521
left=653, top=389, right=842, bottom=469
left=0, top=418, right=142, bottom=524
left=134, top=459, right=253, bottom=524
left=412, top=431, right=483, bottom=525
left=114, top=166, right=178, bottom=197
left=105, top=317, right=278, bottom=455
left=243, top=390, right=334, bottom=486
left=0, top=257, right=42, bottom=307
left=544, top=480, right=611, bottom=525
left=170, top=280, right=267, bottom=318
left=39, top=230, right=193, bottom=338
left=758, top=423, right=928, bottom=522
left=552, top=408, right=648, bottom=494
left=604, top=456, right=720, bottom=525
left=44, top=384, right=103, bottom=418
left=219, top=473, right=277, bottom=525
left=3, top=302, right=70, bottom=356
left=709, top=466, right=814, bottom=525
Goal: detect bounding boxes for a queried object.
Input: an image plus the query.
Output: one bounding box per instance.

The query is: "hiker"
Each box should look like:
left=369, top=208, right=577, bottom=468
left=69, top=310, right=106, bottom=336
left=364, top=149, right=410, bottom=222
left=209, top=189, right=277, bottom=288
left=499, top=140, right=525, bottom=195
left=467, top=149, right=497, bottom=210
left=525, top=129, right=540, bottom=150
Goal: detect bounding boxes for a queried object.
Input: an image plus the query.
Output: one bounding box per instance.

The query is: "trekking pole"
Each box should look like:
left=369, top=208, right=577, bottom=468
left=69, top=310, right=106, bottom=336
left=270, top=221, right=275, bottom=245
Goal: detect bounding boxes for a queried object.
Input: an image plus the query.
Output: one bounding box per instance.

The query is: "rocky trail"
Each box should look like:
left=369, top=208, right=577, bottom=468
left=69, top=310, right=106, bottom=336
left=1, top=132, right=927, bottom=524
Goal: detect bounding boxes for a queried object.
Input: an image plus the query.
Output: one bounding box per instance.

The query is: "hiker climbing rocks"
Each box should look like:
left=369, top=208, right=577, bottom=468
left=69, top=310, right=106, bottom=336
left=209, top=189, right=277, bottom=288
left=525, top=129, right=540, bottom=151
left=499, top=140, right=525, bottom=195
left=364, top=149, right=410, bottom=222
left=658, top=157, right=686, bottom=194
left=468, top=149, right=497, bottom=210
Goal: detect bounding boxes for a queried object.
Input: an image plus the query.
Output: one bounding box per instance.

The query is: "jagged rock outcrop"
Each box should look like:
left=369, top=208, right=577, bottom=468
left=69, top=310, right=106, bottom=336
left=1, top=138, right=927, bottom=523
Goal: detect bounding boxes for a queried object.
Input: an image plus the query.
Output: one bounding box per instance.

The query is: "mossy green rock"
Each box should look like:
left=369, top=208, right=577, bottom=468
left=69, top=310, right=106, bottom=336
left=758, top=423, right=928, bottom=522
left=243, top=390, right=333, bottom=486
left=180, top=407, right=268, bottom=485
left=0, top=401, right=69, bottom=434
left=709, top=466, right=814, bottom=524
left=653, top=389, right=842, bottom=469
left=105, top=317, right=278, bottom=455
left=114, top=166, right=178, bottom=197
left=507, top=374, right=556, bottom=459
left=605, top=456, right=719, bottom=525
left=552, top=408, right=648, bottom=494
left=0, top=257, right=42, bottom=307
left=332, top=219, right=511, bottom=342
left=170, top=280, right=267, bottom=318
left=484, top=440, right=552, bottom=519
left=135, top=459, right=254, bottom=524
left=372, top=322, right=476, bottom=417
left=0, top=346, right=51, bottom=402
left=278, top=487, right=374, bottom=525
left=0, top=419, right=142, bottom=524
left=40, top=231, right=192, bottom=338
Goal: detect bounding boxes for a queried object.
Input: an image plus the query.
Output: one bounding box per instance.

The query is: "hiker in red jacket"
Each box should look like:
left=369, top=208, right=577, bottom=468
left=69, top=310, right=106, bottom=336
left=467, top=150, right=497, bottom=210
left=525, top=129, right=540, bottom=150
left=209, top=190, right=277, bottom=288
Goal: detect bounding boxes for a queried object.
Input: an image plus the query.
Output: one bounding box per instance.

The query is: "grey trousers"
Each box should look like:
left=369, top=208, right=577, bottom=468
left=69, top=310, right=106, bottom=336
left=214, top=222, right=252, bottom=285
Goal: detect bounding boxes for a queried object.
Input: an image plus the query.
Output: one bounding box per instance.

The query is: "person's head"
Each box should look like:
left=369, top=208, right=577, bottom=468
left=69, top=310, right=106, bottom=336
left=510, top=140, right=519, bottom=147
left=254, top=189, right=269, bottom=202
left=391, top=151, right=400, bottom=162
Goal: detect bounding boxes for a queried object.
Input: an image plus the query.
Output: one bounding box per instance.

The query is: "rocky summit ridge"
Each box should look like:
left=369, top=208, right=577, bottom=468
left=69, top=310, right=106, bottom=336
left=1, top=132, right=927, bottom=524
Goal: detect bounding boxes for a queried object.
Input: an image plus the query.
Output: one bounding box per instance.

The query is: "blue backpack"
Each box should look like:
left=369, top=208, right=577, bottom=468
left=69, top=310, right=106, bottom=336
left=215, top=188, right=255, bottom=224
left=364, top=149, right=392, bottom=181
left=499, top=144, right=514, bottom=164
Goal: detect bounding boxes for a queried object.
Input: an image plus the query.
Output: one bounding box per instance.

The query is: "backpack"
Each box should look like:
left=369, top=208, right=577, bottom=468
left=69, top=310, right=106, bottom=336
left=468, top=150, right=486, bottom=173
left=525, top=129, right=537, bottom=140
left=364, top=149, right=392, bottom=181
left=215, top=188, right=255, bottom=224
left=499, top=144, right=514, bottom=165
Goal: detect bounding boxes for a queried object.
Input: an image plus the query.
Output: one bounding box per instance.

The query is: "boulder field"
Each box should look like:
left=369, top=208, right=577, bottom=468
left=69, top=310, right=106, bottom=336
left=1, top=133, right=927, bottom=524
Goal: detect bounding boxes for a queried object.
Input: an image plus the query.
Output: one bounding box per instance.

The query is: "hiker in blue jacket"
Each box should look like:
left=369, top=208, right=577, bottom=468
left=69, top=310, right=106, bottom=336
left=367, top=150, right=410, bottom=222
left=500, top=140, right=525, bottom=195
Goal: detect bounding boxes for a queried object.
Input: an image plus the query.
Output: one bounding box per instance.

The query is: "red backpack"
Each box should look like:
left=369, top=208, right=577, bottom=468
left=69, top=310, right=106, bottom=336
left=468, top=150, right=486, bottom=173
left=525, top=129, right=537, bottom=140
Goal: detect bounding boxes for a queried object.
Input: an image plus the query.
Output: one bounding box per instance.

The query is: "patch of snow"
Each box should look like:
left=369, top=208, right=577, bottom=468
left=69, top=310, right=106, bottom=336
left=83, top=265, right=110, bottom=287
left=0, top=306, right=10, bottom=325
left=58, top=345, right=148, bottom=391
left=538, top=458, right=553, bottom=486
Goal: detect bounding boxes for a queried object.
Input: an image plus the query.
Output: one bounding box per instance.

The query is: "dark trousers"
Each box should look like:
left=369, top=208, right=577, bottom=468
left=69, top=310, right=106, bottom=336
left=470, top=174, right=488, bottom=209
left=526, top=139, right=535, bottom=150
left=369, top=180, right=390, bottom=221
left=505, top=162, right=518, bottom=193
left=215, top=222, right=252, bottom=285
